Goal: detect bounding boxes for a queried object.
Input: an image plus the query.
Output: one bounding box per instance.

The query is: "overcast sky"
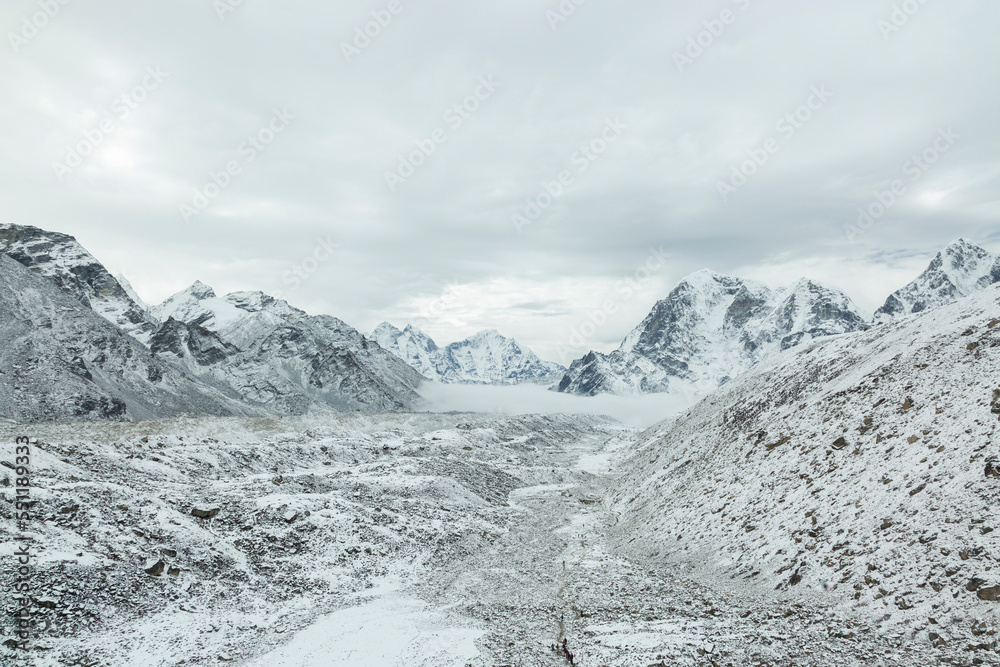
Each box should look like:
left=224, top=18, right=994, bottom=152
left=2, top=0, right=998, bottom=364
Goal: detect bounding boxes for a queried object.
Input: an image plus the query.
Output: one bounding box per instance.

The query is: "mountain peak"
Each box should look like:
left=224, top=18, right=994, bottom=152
left=402, top=322, right=429, bottom=335
left=187, top=280, right=217, bottom=300
left=374, top=321, right=401, bottom=334
left=680, top=268, right=726, bottom=286
left=876, top=239, right=999, bottom=320
left=470, top=329, right=504, bottom=340
left=944, top=237, right=974, bottom=251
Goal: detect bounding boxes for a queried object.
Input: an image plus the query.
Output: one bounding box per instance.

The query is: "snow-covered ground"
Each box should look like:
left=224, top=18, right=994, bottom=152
left=4, top=402, right=995, bottom=665
left=245, top=590, right=485, bottom=667
left=0, top=413, right=628, bottom=666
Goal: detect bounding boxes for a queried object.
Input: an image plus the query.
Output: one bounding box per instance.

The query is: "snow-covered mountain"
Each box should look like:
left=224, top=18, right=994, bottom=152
left=608, top=280, right=1000, bottom=629
left=0, top=223, right=427, bottom=418
left=151, top=281, right=306, bottom=350
left=875, top=238, right=1000, bottom=321
left=151, top=284, right=427, bottom=414
left=0, top=223, right=159, bottom=343
left=557, top=270, right=868, bottom=397
left=373, top=322, right=565, bottom=385
left=0, top=254, right=253, bottom=423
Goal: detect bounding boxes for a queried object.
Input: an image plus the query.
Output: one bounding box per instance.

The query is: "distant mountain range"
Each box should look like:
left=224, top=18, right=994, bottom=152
left=555, top=238, right=1000, bottom=398
left=1, top=222, right=997, bottom=422
left=372, top=323, right=564, bottom=385
left=0, top=223, right=424, bottom=422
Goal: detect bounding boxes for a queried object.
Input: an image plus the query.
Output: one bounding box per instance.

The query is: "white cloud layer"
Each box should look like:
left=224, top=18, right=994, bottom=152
left=2, top=0, right=998, bottom=364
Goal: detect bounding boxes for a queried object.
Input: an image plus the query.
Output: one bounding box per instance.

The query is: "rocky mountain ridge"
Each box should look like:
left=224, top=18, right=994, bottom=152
left=876, top=238, right=1000, bottom=321
left=373, top=322, right=564, bottom=385
left=557, top=272, right=869, bottom=396
left=557, top=238, right=999, bottom=399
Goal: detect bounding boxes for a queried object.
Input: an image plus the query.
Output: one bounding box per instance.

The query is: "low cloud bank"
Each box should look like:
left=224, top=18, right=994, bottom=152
left=416, top=382, right=701, bottom=429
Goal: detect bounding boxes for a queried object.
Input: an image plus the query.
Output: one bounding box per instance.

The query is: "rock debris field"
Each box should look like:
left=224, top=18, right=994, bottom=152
left=2, top=408, right=996, bottom=666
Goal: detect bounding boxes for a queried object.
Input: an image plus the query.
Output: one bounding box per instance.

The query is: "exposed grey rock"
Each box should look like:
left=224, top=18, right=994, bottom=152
left=875, top=238, right=1000, bottom=321
left=0, top=255, right=252, bottom=424
left=0, top=223, right=159, bottom=343
left=144, top=559, right=165, bottom=576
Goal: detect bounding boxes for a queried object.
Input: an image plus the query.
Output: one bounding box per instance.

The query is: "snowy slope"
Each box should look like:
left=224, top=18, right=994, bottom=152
left=607, top=282, right=1000, bottom=637
left=557, top=270, right=868, bottom=397
left=115, top=274, right=147, bottom=310
left=374, top=322, right=565, bottom=385
left=876, top=238, right=1000, bottom=321
left=151, top=285, right=427, bottom=414
left=0, top=255, right=253, bottom=423
left=0, top=223, right=159, bottom=343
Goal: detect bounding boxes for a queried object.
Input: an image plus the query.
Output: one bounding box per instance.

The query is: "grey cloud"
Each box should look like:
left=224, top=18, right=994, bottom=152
left=1, top=0, right=998, bottom=364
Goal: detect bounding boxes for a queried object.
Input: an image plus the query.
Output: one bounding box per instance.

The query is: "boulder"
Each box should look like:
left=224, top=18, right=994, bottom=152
left=978, top=586, right=1000, bottom=602
left=144, top=559, right=165, bottom=576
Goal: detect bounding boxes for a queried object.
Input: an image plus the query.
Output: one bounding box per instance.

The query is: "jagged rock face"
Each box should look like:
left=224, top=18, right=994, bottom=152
left=0, top=223, right=158, bottom=343
left=876, top=238, right=1000, bottom=321
left=0, top=255, right=251, bottom=423
left=745, top=279, right=869, bottom=353
left=373, top=323, right=564, bottom=385
left=557, top=270, right=869, bottom=397
left=152, top=285, right=426, bottom=414
left=148, top=318, right=241, bottom=367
